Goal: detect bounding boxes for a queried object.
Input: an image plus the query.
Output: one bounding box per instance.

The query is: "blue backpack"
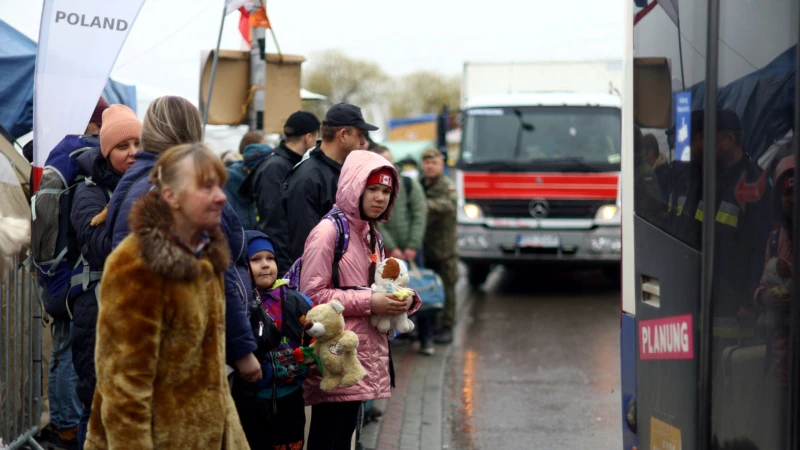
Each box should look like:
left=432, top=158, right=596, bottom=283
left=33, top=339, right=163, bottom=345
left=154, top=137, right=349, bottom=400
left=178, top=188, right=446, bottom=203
left=284, top=207, right=383, bottom=290
left=30, top=135, right=103, bottom=320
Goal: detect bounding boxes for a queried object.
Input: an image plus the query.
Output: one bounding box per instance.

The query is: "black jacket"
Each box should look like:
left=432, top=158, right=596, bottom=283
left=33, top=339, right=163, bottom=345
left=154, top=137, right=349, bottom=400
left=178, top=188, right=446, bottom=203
left=671, top=155, right=771, bottom=317
left=282, top=146, right=342, bottom=264
left=241, top=141, right=304, bottom=274
left=70, top=148, right=122, bottom=406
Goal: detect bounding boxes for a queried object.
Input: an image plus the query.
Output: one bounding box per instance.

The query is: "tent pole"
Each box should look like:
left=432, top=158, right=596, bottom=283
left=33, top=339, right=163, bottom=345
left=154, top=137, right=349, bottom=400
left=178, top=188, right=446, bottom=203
left=203, top=0, right=227, bottom=135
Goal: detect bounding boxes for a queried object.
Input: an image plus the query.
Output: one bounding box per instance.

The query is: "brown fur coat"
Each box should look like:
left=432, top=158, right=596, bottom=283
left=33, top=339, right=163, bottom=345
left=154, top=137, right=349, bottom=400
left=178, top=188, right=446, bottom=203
left=85, top=192, right=250, bottom=450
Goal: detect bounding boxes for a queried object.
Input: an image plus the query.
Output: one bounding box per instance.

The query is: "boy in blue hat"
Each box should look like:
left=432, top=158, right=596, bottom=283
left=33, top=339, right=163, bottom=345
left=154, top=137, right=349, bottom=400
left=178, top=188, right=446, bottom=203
left=232, top=230, right=313, bottom=450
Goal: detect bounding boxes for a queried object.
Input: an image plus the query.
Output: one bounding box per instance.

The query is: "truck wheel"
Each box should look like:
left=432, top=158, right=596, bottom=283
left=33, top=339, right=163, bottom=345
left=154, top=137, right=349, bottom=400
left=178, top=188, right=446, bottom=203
left=467, top=263, right=492, bottom=288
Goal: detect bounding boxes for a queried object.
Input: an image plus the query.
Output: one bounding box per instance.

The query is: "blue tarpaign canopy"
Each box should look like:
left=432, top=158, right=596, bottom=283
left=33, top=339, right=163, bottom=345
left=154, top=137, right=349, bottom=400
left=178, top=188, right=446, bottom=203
left=687, top=45, right=795, bottom=161
left=0, top=19, right=137, bottom=140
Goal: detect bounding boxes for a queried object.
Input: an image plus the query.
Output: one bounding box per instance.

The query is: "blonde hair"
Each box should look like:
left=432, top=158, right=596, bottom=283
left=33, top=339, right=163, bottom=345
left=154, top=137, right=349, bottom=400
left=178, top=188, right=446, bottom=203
left=150, top=143, right=228, bottom=193
left=141, top=96, right=203, bottom=155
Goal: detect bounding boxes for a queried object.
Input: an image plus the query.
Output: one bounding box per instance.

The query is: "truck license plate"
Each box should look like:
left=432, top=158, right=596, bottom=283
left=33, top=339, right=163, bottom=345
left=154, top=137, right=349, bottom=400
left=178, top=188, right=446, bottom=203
left=517, top=234, right=560, bottom=248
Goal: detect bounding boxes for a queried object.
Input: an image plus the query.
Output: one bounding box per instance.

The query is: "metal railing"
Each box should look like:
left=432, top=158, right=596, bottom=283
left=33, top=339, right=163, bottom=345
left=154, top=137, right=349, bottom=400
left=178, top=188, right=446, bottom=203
left=0, top=255, right=44, bottom=450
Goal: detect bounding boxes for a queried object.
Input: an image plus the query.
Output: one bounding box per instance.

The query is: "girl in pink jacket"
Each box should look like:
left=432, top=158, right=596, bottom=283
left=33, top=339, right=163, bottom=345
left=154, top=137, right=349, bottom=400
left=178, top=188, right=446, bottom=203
left=300, top=150, right=421, bottom=449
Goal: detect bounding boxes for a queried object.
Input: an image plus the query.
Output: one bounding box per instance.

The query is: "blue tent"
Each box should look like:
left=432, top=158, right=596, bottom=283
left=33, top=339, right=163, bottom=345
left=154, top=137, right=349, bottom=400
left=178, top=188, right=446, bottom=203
left=687, top=45, right=795, bottom=161
left=0, top=19, right=137, bottom=140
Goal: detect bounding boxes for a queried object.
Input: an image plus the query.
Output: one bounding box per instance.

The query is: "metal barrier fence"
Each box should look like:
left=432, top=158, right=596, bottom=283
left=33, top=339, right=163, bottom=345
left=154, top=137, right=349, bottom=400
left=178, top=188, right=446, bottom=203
left=0, top=255, right=43, bottom=450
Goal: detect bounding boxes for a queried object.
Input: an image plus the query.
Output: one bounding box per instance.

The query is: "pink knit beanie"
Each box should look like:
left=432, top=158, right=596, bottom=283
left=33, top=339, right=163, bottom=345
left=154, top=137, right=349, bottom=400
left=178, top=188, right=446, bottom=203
left=99, top=105, right=142, bottom=158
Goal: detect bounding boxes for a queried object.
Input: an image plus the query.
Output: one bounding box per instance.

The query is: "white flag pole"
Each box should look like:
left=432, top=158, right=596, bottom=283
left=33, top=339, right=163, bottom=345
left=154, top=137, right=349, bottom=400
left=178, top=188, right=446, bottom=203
left=203, top=0, right=228, bottom=135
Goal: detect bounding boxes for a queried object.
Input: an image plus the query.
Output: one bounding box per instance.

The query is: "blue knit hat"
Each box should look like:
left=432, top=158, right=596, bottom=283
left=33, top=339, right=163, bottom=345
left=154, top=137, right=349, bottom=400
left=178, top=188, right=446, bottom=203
left=242, top=143, right=273, bottom=171
left=245, top=230, right=275, bottom=259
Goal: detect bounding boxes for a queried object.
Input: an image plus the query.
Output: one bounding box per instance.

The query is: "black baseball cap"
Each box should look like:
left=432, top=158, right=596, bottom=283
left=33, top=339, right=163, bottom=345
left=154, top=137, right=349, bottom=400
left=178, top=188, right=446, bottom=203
left=323, top=103, right=379, bottom=131
left=283, top=111, right=321, bottom=137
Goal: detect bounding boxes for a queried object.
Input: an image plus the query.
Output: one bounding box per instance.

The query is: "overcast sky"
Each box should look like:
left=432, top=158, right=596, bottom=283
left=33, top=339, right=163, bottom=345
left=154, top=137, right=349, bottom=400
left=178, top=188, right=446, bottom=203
left=2, top=0, right=625, bottom=102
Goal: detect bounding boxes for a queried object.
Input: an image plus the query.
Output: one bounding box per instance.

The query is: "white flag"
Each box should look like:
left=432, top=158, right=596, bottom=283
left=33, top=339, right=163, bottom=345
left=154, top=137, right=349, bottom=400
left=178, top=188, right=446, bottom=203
left=33, top=0, right=145, bottom=187
left=226, top=0, right=254, bottom=15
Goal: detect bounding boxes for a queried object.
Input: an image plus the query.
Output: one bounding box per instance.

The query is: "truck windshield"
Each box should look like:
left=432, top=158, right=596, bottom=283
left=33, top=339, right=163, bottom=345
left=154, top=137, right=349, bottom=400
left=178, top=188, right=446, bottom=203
left=461, top=106, right=621, bottom=167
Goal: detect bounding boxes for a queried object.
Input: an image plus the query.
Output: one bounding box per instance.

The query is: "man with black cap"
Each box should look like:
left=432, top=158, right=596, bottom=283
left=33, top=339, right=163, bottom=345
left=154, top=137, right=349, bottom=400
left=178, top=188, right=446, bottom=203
left=283, top=103, right=378, bottom=264
left=240, top=111, right=321, bottom=275
left=671, top=108, right=771, bottom=320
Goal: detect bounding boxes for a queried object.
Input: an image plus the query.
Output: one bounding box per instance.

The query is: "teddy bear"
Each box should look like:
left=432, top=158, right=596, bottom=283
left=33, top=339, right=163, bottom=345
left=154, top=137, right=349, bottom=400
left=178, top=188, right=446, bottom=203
left=302, top=300, right=366, bottom=392
left=761, top=257, right=793, bottom=302
left=759, top=257, right=793, bottom=330
left=0, top=214, right=29, bottom=273
left=369, top=257, right=415, bottom=334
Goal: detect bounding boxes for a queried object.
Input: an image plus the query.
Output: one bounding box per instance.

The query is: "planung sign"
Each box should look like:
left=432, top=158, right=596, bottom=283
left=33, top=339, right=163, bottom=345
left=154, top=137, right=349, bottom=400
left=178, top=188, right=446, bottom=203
left=639, top=314, right=694, bottom=360
left=33, top=0, right=146, bottom=190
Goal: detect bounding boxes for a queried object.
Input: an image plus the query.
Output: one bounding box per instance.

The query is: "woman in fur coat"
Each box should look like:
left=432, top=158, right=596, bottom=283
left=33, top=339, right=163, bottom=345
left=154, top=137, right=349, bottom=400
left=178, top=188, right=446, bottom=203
left=85, top=143, right=249, bottom=450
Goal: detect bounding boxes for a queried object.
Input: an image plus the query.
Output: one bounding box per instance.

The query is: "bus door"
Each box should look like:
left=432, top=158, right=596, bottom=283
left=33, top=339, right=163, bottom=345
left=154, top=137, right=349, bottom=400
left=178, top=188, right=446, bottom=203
left=629, top=0, right=800, bottom=448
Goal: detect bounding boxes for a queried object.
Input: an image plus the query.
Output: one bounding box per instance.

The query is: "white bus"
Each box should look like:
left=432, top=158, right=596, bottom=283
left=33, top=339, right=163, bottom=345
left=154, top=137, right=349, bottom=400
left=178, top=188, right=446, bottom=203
left=621, top=0, right=798, bottom=448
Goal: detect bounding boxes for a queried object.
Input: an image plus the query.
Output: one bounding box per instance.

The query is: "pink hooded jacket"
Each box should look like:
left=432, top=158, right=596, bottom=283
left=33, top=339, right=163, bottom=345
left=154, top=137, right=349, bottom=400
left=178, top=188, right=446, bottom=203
left=300, top=150, right=421, bottom=405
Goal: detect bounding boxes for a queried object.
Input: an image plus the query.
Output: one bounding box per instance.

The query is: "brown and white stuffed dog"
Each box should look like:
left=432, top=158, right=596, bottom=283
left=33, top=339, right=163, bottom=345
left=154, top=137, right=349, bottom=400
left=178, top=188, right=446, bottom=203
left=370, top=258, right=414, bottom=334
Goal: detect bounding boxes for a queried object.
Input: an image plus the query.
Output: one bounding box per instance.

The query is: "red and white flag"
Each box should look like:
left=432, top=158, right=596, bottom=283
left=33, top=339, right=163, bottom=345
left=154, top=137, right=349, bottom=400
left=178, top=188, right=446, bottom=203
left=225, top=0, right=253, bottom=15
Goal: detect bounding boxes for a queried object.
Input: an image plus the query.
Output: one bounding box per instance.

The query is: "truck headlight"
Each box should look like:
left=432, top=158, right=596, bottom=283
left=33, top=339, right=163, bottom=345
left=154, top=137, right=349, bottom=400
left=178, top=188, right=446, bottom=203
left=594, top=205, right=620, bottom=225
left=463, top=203, right=484, bottom=219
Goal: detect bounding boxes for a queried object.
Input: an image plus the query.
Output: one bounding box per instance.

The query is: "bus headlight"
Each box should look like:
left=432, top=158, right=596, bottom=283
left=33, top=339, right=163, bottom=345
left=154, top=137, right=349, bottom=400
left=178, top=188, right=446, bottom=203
left=594, top=205, right=620, bottom=225
left=463, top=203, right=484, bottom=220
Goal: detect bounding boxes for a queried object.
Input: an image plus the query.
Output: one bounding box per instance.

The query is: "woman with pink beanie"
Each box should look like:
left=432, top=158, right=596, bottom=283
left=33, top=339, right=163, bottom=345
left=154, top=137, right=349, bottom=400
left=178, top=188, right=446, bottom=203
left=70, top=104, right=142, bottom=449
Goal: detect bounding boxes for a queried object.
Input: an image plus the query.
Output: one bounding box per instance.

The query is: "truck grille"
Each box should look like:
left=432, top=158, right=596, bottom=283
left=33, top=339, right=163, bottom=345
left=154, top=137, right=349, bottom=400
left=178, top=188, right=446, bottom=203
left=471, top=199, right=606, bottom=219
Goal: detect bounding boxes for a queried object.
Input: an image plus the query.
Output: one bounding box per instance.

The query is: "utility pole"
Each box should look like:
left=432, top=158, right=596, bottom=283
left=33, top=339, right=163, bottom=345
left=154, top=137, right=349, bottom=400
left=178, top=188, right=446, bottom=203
left=248, top=0, right=266, bottom=131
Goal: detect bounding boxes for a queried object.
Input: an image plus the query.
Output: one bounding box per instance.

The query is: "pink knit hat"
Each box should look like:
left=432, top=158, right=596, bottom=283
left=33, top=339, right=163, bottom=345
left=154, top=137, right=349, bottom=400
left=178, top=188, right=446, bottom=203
left=99, top=105, right=142, bottom=158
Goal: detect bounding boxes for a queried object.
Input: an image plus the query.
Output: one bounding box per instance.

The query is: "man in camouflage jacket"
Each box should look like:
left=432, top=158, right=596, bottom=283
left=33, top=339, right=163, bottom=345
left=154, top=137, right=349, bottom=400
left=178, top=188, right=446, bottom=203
left=420, top=148, right=458, bottom=344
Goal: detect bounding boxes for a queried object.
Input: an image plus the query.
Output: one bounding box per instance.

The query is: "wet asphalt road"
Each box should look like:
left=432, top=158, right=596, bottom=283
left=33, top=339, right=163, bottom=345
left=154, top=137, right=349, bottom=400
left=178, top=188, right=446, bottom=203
left=444, top=266, right=622, bottom=450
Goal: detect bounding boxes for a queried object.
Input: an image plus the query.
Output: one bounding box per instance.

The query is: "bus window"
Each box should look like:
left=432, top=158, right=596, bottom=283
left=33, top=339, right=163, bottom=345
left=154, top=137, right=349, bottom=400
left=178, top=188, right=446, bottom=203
left=632, top=0, right=710, bottom=250
left=709, top=2, right=798, bottom=448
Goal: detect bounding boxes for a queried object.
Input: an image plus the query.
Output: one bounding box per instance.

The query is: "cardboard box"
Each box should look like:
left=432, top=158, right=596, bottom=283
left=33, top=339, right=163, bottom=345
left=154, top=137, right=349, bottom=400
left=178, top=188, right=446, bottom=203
left=633, top=57, right=673, bottom=129
left=199, top=50, right=305, bottom=133
left=263, top=53, right=305, bottom=134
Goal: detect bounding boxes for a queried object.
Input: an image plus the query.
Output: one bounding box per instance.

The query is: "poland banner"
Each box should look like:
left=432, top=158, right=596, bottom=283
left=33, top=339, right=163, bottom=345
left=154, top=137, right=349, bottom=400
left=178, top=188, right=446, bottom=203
left=33, top=0, right=145, bottom=189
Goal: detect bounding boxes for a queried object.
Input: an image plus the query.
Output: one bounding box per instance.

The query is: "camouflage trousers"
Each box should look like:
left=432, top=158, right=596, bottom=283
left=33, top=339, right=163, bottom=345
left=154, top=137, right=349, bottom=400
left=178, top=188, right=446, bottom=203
left=425, top=257, right=459, bottom=328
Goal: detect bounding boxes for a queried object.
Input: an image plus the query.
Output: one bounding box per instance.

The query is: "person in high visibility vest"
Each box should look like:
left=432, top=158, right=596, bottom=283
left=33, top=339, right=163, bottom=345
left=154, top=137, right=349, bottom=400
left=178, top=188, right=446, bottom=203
left=670, top=109, right=772, bottom=323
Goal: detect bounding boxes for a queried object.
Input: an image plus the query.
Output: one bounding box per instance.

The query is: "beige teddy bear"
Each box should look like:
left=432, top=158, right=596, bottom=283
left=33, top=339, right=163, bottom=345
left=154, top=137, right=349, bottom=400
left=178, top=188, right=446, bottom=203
left=370, top=258, right=414, bottom=334
left=0, top=214, right=29, bottom=273
left=303, top=300, right=367, bottom=392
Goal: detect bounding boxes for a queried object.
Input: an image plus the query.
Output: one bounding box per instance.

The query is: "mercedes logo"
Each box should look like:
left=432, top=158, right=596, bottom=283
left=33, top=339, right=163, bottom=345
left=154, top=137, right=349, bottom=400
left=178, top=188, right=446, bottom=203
left=529, top=199, right=550, bottom=218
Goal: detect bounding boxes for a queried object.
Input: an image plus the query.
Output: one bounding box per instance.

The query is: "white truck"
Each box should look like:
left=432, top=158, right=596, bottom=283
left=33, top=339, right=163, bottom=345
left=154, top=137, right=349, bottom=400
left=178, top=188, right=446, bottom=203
left=457, top=61, right=624, bottom=286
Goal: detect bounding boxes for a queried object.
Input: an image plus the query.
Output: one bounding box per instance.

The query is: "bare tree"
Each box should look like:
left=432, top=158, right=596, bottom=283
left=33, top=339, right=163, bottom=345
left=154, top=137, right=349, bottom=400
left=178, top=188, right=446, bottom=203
left=302, top=49, right=389, bottom=108
left=389, top=70, right=461, bottom=118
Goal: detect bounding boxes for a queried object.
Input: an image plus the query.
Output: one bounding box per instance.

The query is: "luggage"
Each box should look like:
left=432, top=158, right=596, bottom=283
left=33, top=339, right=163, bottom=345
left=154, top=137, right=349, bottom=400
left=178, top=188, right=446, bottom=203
left=406, top=261, right=444, bottom=316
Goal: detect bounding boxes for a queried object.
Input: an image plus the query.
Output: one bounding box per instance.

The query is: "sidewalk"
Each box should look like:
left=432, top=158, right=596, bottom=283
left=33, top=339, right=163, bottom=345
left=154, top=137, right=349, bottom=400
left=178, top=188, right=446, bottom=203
left=358, top=338, right=451, bottom=450
left=359, top=274, right=473, bottom=450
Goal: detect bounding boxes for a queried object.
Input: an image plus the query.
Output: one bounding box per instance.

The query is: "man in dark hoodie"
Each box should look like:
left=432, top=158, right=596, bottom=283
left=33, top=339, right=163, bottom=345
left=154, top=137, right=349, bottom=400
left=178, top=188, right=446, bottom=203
left=282, top=104, right=377, bottom=264
left=242, top=111, right=320, bottom=274
left=225, top=143, right=272, bottom=229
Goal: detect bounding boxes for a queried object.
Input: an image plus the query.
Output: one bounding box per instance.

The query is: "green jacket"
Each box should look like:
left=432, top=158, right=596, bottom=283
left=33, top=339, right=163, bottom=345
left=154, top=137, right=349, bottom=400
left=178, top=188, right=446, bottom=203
left=378, top=175, right=427, bottom=252
left=422, top=174, right=458, bottom=261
